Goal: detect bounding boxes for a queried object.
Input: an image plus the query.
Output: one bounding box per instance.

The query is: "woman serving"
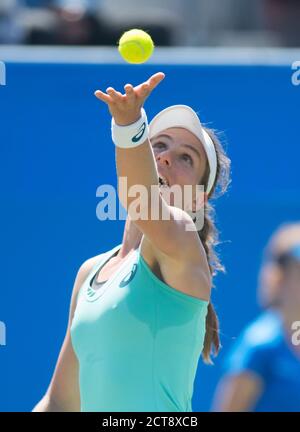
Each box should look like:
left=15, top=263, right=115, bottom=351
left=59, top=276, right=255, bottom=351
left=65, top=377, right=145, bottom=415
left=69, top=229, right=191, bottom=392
left=32, top=72, right=231, bottom=412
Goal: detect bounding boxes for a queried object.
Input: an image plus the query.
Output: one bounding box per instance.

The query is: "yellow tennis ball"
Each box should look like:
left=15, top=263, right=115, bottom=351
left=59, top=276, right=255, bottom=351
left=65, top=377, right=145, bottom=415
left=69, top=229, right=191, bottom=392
left=118, top=29, right=154, bottom=64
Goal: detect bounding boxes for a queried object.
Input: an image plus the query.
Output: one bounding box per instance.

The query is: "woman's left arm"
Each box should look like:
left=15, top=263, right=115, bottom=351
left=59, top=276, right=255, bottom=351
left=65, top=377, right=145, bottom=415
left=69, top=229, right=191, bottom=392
left=94, top=73, right=203, bottom=261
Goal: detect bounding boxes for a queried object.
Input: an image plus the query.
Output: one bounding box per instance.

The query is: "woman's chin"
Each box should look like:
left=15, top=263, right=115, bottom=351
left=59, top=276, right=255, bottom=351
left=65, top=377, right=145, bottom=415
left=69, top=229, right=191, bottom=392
left=159, top=186, right=171, bottom=204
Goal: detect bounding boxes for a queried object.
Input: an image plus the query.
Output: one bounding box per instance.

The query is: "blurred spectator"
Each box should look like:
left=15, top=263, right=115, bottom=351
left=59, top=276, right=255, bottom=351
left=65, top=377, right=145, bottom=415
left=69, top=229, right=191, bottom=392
left=212, top=223, right=300, bottom=412
left=24, top=0, right=55, bottom=6
left=0, top=0, right=26, bottom=43
left=99, top=0, right=184, bottom=45
left=185, top=0, right=282, bottom=47
left=181, top=0, right=265, bottom=46
left=22, top=0, right=173, bottom=46
left=188, top=0, right=300, bottom=46
left=24, top=0, right=108, bottom=45
left=1, top=0, right=300, bottom=47
left=263, top=0, right=300, bottom=46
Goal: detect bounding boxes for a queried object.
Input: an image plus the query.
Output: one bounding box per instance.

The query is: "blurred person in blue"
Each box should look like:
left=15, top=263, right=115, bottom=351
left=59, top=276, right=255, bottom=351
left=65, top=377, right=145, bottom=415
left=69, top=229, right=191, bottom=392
left=212, top=222, right=300, bottom=411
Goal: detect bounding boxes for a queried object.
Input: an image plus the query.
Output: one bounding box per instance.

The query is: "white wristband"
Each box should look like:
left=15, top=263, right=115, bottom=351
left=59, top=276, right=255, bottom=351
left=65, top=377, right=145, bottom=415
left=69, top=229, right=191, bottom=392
left=111, top=108, right=149, bottom=148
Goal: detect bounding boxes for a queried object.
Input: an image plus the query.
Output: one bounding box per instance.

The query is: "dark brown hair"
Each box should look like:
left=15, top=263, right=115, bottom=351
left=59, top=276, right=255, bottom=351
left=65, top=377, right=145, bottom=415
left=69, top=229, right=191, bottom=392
left=196, top=127, right=231, bottom=364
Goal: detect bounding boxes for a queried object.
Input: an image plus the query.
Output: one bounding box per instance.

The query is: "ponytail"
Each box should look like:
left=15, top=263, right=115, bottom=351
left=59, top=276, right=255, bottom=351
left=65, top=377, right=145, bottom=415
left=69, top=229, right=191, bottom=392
left=197, top=128, right=231, bottom=364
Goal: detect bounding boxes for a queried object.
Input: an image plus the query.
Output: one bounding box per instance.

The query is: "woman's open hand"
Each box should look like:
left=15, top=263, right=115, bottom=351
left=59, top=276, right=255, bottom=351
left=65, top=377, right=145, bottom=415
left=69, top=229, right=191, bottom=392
left=94, top=72, right=165, bottom=126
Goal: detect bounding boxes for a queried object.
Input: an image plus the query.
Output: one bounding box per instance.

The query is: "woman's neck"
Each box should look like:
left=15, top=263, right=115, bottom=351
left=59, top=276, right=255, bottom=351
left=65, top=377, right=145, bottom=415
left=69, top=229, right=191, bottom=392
left=118, top=215, right=143, bottom=259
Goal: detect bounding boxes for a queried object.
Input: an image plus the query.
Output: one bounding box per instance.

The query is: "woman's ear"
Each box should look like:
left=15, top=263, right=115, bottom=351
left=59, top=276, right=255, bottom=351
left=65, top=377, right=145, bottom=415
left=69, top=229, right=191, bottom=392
left=192, top=191, right=208, bottom=212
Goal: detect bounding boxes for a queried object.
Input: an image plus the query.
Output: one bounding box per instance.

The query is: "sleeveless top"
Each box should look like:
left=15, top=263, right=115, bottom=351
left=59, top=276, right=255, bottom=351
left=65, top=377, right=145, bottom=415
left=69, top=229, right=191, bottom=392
left=70, top=242, right=209, bottom=412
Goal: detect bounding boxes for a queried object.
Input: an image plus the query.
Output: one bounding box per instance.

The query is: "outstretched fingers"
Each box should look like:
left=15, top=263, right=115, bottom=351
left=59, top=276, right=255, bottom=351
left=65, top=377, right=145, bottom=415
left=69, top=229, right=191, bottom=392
left=94, top=72, right=165, bottom=108
left=94, top=90, right=112, bottom=104
left=124, top=83, right=134, bottom=97
left=140, top=83, right=150, bottom=98
left=134, top=72, right=165, bottom=100
left=124, top=84, right=137, bottom=104
left=106, top=87, right=124, bottom=103
left=147, top=72, right=165, bottom=92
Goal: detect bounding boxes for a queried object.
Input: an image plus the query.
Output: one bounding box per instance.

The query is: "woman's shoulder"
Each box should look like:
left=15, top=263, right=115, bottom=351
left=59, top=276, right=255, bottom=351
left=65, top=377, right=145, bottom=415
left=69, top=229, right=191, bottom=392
left=75, top=244, right=122, bottom=288
left=78, top=254, right=103, bottom=276
left=73, top=255, right=103, bottom=297
left=69, top=253, right=106, bottom=326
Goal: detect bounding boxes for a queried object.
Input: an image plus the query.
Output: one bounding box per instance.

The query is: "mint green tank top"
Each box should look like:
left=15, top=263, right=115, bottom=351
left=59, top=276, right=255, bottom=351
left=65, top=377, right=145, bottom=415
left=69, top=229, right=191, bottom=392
left=70, top=242, right=208, bottom=412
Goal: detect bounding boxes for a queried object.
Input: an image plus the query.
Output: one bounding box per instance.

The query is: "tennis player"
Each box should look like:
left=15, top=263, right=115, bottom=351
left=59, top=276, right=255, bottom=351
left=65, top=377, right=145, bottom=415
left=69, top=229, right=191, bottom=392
left=32, top=72, right=230, bottom=412
left=213, top=222, right=300, bottom=411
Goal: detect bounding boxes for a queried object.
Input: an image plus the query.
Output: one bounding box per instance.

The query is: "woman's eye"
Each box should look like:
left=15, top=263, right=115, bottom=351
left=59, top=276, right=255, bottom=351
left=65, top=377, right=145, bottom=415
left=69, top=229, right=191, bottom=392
left=153, top=142, right=166, bottom=149
left=181, top=154, right=193, bottom=165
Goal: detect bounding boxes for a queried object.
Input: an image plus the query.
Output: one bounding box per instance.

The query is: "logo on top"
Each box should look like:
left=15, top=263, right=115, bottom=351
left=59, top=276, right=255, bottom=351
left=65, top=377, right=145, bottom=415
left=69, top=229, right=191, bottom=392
left=119, top=263, right=138, bottom=287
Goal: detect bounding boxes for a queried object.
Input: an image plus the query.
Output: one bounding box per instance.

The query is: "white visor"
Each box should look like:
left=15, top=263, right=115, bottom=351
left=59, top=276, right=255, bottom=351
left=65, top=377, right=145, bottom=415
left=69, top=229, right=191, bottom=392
left=149, top=105, right=217, bottom=195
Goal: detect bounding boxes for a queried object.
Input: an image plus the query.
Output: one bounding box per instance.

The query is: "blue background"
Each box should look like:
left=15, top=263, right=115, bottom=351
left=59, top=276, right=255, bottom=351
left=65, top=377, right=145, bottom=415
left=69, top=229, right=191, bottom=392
left=0, top=61, right=299, bottom=411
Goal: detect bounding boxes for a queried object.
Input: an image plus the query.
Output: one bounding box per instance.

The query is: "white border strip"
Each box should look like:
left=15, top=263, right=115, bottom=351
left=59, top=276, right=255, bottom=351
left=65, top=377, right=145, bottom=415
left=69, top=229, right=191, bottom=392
left=0, top=46, right=300, bottom=65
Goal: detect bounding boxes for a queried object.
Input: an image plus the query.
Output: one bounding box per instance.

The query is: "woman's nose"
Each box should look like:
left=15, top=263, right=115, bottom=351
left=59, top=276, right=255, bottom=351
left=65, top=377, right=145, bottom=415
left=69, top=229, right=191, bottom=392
left=156, top=151, right=172, bottom=167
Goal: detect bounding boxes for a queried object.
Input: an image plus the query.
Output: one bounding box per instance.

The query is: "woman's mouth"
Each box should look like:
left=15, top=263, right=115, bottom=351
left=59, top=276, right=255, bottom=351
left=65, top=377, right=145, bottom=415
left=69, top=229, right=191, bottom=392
left=158, top=175, right=169, bottom=187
